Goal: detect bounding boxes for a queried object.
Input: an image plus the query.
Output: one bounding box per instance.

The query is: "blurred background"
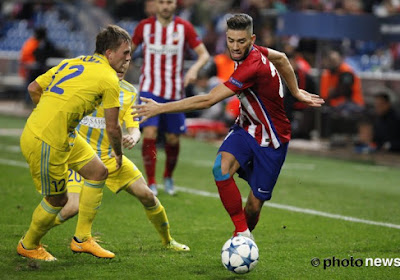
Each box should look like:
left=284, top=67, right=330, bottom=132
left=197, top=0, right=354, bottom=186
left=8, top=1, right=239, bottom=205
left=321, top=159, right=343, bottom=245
left=0, top=0, right=399, bottom=164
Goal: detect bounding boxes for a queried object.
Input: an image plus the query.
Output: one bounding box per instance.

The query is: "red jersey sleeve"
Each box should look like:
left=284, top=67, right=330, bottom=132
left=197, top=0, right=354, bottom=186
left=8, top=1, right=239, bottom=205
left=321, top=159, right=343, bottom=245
left=224, top=51, right=259, bottom=93
left=254, top=44, right=269, bottom=57
left=132, top=20, right=145, bottom=46
left=183, top=20, right=202, bottom=49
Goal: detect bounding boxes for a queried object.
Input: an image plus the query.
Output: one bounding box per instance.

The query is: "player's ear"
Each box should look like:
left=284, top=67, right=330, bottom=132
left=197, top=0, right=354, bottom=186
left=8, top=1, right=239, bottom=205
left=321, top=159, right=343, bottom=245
left=251, top=34, right=256, bottom=44
left=105, top=49, right=113, bottom=60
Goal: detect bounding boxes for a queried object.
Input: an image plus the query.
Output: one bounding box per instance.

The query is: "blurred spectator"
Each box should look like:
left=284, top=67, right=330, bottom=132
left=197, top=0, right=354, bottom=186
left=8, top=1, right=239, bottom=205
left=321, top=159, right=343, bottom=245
left=284, top=52, right=316, bottom=138
left=373, top=0, right=400, bottom=17
left=214, top=47, right=234, bottom=82
left=371, top=93, right=400, bottom=152
left=19, top=27, right=45, bottom=83
left=144, top=0, right=157, bottom=17
left=355, top=92, right=400, bottom=153
left=177, top=0, right=209, bottom=27
left=213, top=47, right=238, bottom=124
left=320, top=49, right=365, bottom=138
left=19, top=26, right=64, bottom=105
left=113, top=0, right=149, bottom=21
left=191, top=67, right=226, bottom=120
left=320, top=49, right=364, bottom=109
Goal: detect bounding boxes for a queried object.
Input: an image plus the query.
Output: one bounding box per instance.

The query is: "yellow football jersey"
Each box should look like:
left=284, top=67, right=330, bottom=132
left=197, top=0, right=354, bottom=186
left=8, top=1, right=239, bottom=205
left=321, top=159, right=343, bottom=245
left=26, top=54, right=120, bottom=151
left=77, top=79, right=139, bottom=160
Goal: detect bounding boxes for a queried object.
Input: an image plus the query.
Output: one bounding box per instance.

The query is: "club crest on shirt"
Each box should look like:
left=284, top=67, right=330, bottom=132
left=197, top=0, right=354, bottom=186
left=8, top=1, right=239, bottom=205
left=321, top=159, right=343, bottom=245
left=172, top=32, right=180, bottom=43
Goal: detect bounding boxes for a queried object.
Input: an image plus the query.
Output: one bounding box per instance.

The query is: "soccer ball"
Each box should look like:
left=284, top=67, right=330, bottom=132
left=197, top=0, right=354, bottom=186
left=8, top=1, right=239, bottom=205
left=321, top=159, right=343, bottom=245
left=221, top=236, right=259, bottom=274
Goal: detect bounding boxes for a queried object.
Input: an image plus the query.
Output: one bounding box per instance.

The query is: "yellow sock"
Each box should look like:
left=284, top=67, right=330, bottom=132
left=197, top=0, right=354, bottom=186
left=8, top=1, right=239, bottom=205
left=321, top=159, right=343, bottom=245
left=53, top=212, right=65, bottom=226
left=145, top=198, right=172, bottom=245
left=74, top=179, right=105, bottom=242
left=22, top=199, right=62, bottom=249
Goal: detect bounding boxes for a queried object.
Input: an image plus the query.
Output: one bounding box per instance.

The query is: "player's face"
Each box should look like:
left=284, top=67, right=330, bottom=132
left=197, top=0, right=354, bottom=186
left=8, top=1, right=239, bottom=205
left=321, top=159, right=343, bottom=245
left=107, top=41, right=132, bottom=73
left=117, top=60, right=130, bottom=81
left=156, top=0, right=176, bottom=20
left=226, top=29, right=255, bottom=62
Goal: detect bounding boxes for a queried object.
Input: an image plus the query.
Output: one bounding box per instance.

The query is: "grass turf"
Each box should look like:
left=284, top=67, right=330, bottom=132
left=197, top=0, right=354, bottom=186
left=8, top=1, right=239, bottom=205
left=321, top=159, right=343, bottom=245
left=0, top=114, right=399, bottom=279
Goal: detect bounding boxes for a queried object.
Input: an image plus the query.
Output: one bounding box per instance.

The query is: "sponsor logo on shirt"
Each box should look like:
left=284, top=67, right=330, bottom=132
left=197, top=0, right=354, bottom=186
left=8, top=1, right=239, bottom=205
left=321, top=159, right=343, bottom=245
left=148, top=44, right=180, bottom=55
left=229, top=77, right=243, bottom=88
left=80, top=116, right=106, bottom=129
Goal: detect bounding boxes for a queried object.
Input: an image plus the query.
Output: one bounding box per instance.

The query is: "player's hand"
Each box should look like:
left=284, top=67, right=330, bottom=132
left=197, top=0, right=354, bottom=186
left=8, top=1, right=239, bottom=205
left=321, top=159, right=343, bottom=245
left=184, top=68, right=197, bottom=87
left=296, top=89, right=325, bottom=107
left=122, top=134, right=139, bottom=149
left=132, top=97, right=161, bottom=123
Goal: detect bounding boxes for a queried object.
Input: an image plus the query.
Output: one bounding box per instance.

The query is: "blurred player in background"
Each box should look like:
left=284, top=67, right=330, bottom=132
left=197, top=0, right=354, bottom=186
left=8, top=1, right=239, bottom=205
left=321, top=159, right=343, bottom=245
left=17, top=25, right=130, bottom=261
left=133, top=14, right=324, bottom=239
left=131, top=0, right=210, bottom=196
left=56, top=60, right=189, bottom=252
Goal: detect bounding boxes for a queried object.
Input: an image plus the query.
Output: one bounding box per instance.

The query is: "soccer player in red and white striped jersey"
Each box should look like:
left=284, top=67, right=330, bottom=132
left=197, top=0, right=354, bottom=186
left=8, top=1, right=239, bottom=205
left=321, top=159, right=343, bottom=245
left=133, top=14, right=324, bottom=239
left=131, top=0, right=209, bottom=196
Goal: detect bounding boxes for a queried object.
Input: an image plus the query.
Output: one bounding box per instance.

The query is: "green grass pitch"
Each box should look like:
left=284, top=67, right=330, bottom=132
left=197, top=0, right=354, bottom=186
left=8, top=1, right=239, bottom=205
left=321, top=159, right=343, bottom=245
left=0, top=114, right=399, bottom=280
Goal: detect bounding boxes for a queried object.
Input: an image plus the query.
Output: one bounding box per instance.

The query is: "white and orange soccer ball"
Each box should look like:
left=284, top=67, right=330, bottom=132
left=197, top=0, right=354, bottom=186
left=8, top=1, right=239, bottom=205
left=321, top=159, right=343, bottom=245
left=221, top=235, right=259, bottom=274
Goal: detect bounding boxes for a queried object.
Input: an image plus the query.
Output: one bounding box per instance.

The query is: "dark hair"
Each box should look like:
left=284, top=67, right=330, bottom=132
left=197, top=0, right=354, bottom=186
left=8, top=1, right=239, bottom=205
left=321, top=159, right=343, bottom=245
left=34, top=27, right=47, bottom=40
left=226, top=14, right=253, bottom=34
left=95, top=25, right=131, bottom=55
left=375, top=92, right=391, bottom=103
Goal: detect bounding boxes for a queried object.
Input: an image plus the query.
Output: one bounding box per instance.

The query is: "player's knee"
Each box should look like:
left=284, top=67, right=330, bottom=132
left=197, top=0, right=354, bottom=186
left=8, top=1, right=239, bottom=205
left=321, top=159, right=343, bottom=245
left=213, top=154, right=230, bottom=181
left=143, top=126, right=158, bottom=139
left=139, top=188, right=156, bottom=207
left=165, top=133, right=179, bottom=145
left=98, top=166, right=108, bottom=181
left=46, top=193, right=68, bottom=207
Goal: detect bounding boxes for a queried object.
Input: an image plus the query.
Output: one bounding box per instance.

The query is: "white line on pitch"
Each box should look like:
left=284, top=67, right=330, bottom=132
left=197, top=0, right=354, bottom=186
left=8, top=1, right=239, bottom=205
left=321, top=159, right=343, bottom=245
left=190, top=160, right=316, bottom=170
left=1, top=157, right=399, bottom=230
left=173, top=186, right=400, bottom=230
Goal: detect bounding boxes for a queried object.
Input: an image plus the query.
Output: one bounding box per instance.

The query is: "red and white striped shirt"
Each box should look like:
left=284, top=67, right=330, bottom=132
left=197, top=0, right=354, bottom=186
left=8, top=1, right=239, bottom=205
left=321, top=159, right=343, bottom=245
left=132, top=16, right=202, bottom=100
left=224, top=45, right=291, bottom=148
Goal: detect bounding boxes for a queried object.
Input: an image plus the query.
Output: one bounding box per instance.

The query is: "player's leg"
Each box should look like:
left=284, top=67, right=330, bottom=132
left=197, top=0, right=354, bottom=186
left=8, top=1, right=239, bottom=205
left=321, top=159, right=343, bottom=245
left=163, top=132, right=179, bottom=195
left=142, top=125, right=158, bottom=195
left=68, top=135, right=114, bottom=258
left=213, top=151, right=250, bottom=237
left=244, top=191, right=265, bottom=232
left=54, top=169, right=83, bottom=225
left=244, top=142, right=289, bottom=233
left=125, top=177, right=189, bottom=251
left=163, top=112, right=186, bottom=195
left=104, top=156, right=189, bottom=251
left=17, top=127, right=68, bottom=261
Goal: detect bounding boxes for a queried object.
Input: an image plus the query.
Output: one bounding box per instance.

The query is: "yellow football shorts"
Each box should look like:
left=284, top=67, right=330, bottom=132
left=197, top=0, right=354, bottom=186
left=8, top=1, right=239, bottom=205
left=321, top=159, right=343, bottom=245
left=67, top=155, right=142, bottom=194
left=20, top=126, right=96, bottom=196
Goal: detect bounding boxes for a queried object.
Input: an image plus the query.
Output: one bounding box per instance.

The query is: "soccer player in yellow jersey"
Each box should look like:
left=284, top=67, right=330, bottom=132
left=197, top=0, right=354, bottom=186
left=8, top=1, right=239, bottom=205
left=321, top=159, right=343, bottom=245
left=54, top=61, right=189, bottom=252
left=17, top=25, right=131, bottom=261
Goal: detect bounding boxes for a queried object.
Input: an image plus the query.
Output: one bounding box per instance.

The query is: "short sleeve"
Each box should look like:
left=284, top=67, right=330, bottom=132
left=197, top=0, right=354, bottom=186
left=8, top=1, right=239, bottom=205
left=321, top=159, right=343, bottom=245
left=102, top=74, right=121, bottom=109
left=132, top=21, right=145, bottom=46
left=223, top=60, right=258, bottom=93
left=35, top=64, right=58, bottom=90
left=184, top=21, right=202, bottom=49
left=254, top=45, right=269, bottom=57
left=124, top=88, right=139, bottom=128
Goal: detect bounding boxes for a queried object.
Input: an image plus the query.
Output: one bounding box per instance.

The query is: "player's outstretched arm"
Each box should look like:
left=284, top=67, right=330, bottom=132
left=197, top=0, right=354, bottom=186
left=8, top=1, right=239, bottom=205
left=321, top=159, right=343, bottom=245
left=132, top=83, right=235, bottom=122
left=266, top=48, right=324, bottom=107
